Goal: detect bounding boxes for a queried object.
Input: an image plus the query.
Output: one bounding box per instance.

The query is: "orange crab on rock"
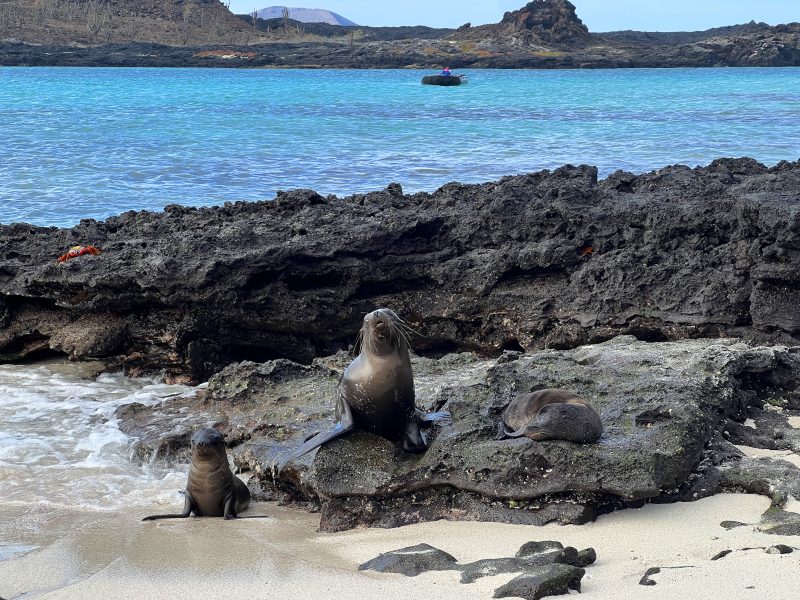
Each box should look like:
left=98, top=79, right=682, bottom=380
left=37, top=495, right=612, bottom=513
left=57, top=245, right=102, bottom=263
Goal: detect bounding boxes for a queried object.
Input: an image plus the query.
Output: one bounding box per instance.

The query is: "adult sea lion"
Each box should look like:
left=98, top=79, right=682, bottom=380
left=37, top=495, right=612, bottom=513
left=285, top=308, right=449, bottom=464
left=142, top=428, right=252, bottom=520
left=499, top=389, right=603, bottom=444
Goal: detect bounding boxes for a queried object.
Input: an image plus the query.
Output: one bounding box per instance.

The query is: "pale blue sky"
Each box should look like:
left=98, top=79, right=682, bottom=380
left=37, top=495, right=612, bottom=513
left=227, top=1, right=798, bottom=31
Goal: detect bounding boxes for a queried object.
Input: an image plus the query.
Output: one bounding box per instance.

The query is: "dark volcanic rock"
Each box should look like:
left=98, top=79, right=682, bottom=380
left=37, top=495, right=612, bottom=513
left=2, top=20, right=798, bottom=68
left=574, top=547, right=597, bottom=567
left=115, top=336, right=800, bottom=531
left=114, top=392, right=221, bottom=464
left=138, top=337, right=800, bottom=528
left=2, top=159, right=800, bottom=382
left=757, top=507, right=800, bottom=536
left=450, top=0, right=591, bottom=47
left=639, top=566, right=661, bottom=585
left=718, top=457, right=800, bottom=504
left=359, top=540, right=593, bottom=599
left=358, top=544, right=458, bottom=576
left=460, top=545, right=584, bottom=583
left=638, top=565, right=695, bottom=586
left=262, top=338, right=800, bottom=531
left=516, top=541, right=565, bottom=556
left=493, top=564, right=585, bottom=600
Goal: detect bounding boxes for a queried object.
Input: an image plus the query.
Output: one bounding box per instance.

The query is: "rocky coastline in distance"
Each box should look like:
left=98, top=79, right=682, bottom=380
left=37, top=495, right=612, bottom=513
left=2, top=157, right=800, bottom=532
left=1, top=0, right=799, bottom=68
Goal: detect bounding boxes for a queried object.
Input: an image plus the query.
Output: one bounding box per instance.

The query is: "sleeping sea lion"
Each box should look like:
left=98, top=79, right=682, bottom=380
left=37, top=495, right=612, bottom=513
left=284, top=308, right=449, bottom=464
left=142, top=428, right=252, bottom=520
left=499, top=389, right=603, bottom=444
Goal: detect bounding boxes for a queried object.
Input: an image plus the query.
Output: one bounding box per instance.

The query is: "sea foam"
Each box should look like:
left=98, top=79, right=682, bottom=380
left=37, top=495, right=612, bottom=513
left=0, top=361, right=194, bottom=510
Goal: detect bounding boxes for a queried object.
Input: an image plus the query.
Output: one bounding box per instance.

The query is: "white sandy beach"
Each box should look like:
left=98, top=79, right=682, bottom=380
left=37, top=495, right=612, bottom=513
left=1, top=493, right=798, bottom=600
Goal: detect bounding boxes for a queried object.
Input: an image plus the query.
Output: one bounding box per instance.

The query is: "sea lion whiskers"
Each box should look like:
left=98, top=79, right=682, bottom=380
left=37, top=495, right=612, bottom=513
left=391, top=315, right=421, bottom=349
left=393, top=313, right=419, bottom=335
left=353, top=328, right=365, bottom=356
left=393, top=321, right=413, bottom=349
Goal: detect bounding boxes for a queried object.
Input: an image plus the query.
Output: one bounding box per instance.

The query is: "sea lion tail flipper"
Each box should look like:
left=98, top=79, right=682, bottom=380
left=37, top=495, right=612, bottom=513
left=281, top=420, right=354, bottom=466
left=416, top=409, right=452, bottom=428
left=279, top=397, right=355, bottom=470
left=141, top=513, right=191, bottom=521
left=497, top=421, right=528, bottom=440
left=142, top=493, right=194, bottom=521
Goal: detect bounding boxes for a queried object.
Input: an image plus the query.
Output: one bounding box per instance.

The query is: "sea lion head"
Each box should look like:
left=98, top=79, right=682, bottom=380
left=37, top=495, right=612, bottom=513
left=191, top=428, right=227, bottom=462
left=360, top=308, right=409, bottom=356
left=522, top=403, right=575, bottom=441
left=523, top=403, right=602, bottom=443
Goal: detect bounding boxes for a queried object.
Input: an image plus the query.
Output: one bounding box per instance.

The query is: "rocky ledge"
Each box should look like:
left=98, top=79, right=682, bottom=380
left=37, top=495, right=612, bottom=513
left=2, top=158, right=800, bottom=383
left=115, top=336, right=800, bottom=532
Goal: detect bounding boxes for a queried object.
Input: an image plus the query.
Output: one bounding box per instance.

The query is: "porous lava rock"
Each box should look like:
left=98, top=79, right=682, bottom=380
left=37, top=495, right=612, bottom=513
left=359, top=540, right=593, bottom=600
left=114, top=337, right=800, bottom=531
left=2, top=159, right=800, bottom=382
left=450, top=0, right=591, bottom=47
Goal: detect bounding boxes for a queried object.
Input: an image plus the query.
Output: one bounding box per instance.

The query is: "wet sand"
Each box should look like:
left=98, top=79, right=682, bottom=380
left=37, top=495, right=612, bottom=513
left=1, top=494, right=798, bottom=600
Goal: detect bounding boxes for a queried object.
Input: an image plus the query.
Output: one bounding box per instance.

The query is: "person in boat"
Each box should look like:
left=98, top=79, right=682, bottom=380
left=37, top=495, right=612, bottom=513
left=441, top=66, right=453, bottom=76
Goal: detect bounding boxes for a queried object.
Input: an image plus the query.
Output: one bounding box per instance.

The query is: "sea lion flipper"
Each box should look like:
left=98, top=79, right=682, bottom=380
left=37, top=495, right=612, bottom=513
left=416, top=409, right=451, bottom=428
left=223, top=492, right=238, bottom=520
left=142, top=494, right=194, bottom=521
left=279, top=396, right=355, bottom=469
left=283, top=420, right=354, bottom=463
left=401, top=418, right=427, bottom=453
left=497, top=421, right=528, bottom=440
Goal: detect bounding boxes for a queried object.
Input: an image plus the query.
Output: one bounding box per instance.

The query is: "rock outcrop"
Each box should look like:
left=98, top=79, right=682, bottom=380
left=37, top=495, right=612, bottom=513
left=115, top=337, right=800, bottom=532
left=450, top=0, right=591, bottom=47
left=359, top=540, right=594, bottom=600
left=2, top=158, right=800, bottom=382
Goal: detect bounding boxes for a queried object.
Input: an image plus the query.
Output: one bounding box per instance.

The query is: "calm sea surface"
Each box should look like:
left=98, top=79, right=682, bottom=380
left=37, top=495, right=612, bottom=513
left=2, top=66, right=799, bottom=227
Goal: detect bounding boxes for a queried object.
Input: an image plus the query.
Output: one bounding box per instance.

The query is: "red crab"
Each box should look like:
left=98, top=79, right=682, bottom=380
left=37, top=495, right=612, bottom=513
left=57, top=245, right=102, bottom=263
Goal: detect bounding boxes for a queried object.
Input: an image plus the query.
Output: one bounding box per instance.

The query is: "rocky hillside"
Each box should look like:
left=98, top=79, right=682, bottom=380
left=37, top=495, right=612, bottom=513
left=2, top=0, right=797, bottom=67
left=450, top=0, right=591, bottom=47
left=0, top=0, right=255, bottom=45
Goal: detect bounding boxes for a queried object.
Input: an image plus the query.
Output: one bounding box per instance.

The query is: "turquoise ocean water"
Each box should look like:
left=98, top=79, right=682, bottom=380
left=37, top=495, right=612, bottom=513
left=1, top=66, right=799, bottom=227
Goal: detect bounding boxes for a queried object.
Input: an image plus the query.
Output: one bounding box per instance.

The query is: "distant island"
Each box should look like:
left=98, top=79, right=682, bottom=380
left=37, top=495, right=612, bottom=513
left=255, top=6, right=357, bottom=27
left=1, top=0, right=798, bottom=68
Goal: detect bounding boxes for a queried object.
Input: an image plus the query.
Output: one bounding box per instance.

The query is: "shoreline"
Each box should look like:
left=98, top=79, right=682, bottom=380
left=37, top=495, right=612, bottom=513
left=2, top=1, right=799, bottom=70
left=2, top=26, right=799, bottom=69
left=1, top=494, right=797, bottom=599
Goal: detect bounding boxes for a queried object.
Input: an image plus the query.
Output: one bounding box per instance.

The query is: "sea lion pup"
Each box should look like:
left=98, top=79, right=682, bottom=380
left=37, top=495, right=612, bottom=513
left=142, top=428, right=253, bottom=521
left=284, top=308, right=450, bottom=465
left=499, top=389, right=603, bottom=444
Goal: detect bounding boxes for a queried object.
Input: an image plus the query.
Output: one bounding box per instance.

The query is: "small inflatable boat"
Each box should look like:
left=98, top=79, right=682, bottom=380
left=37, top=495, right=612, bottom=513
left=421, top=74, right=467, bottom=86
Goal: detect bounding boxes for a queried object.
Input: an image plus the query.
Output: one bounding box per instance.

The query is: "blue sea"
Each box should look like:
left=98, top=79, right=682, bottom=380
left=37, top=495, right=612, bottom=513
left=1, top=66, right=799, bottom=227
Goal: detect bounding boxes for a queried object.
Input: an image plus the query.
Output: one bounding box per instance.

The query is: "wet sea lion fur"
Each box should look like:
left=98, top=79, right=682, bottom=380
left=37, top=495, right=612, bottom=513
left=499, top=389, right=603, bottom=444
left=142, top=428, right=254, bottom=520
